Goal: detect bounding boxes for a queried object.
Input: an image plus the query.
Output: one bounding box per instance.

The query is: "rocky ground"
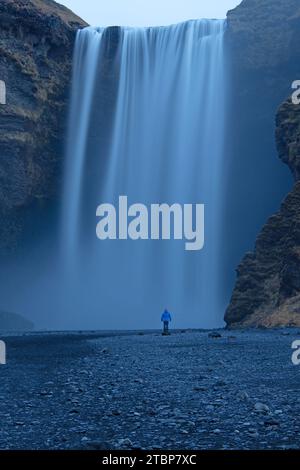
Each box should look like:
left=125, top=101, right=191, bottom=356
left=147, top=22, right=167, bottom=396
left=0, top=328, right=300, bottom=450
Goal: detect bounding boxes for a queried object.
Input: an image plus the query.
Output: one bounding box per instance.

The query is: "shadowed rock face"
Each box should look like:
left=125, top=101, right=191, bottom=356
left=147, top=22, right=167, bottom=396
left=226, top=0, right=300, bottom=107
left=0, top=0, right=86, bottom=250
left=225, top=99, right=300, bottom=328
left=227, top=0, right=300, bottom=70
left=277, top=99, right=300, bottom=181
left=224, top=0, right=300, bottom=328
left=221, top=0, right=300, bottom=315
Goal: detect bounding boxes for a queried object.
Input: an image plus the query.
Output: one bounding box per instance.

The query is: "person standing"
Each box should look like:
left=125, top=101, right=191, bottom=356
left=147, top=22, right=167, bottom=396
left=161, top=309, right=172, bottom=335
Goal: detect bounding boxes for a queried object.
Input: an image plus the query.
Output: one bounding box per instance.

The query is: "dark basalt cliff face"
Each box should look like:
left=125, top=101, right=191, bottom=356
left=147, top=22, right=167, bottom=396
left=221, top=0, right=300, bottom=316
left=225, top=99, right=300, bottom=328
left=227, top=0, right=300, bottom=70
left=277, top=100, right=300, bottom=181
left=226, top=0, right=300, bottom=113
left=224, top=0, right=300, bottom=328
left=0, top=0, right=86, bottom=249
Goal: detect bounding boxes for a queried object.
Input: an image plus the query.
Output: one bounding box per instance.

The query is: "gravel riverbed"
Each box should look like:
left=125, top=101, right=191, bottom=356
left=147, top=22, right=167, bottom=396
left=0, top=328, right=299, bottom=450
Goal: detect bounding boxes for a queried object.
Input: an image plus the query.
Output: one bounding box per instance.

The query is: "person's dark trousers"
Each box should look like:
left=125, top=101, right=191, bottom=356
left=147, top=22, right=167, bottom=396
left=163, top=321, right=169, bottom=334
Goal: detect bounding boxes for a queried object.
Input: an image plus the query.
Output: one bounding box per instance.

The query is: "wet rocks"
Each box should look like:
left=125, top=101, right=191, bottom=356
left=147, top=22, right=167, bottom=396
left=208, top=332, right=222, bottom=339
left=254, top=403, right=270, bottom=414
left=264, top=418, right=280, bottom=427
left=226, top=97, right=300, bottom=328
left=85, top=440, right=110, bottom=450
left=0, top=329, right=299, bottom=450
left=236, top=391, right=250, bottom=402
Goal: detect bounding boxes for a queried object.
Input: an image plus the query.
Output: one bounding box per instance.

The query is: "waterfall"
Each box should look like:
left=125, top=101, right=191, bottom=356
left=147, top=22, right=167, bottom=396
left=61, top=19, right=227, bottom=330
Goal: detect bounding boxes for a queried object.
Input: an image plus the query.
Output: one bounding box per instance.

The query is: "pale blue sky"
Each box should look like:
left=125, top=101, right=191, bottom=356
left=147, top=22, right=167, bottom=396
left=59, top=0, right=241, bottom=27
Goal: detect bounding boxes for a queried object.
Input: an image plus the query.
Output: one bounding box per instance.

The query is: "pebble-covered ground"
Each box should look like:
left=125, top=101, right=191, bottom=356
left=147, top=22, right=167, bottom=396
left=0, top=328, right=300, bottom=450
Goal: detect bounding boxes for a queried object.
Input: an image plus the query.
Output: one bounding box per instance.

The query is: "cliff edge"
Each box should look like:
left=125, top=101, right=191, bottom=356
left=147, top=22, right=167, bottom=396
left=225, top=99, right=300, bottom=328
left=0, top=0, right=86, bottom=249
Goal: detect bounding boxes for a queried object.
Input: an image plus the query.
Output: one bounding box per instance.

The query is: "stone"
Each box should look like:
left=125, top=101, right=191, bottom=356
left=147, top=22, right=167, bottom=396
left=193, top=386, right=207, bottom=392
left=264, top=418, right=280, bottom=427
left=236, top=391, right=250, bottom=401
left=85, top=441, right=109, bottom=450
left=208, top=331, right=222, bottom=339
left=215, top=380, right=227, bottom=387
left=118, top=438, right=134, bottom=448
left=205, top=405, right=214, bottom=412
left=254, top=403, right=270, bottom=414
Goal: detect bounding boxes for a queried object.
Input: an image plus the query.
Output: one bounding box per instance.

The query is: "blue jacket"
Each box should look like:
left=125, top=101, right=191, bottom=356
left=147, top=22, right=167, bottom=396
left=161, top=311, right=172, bottom=322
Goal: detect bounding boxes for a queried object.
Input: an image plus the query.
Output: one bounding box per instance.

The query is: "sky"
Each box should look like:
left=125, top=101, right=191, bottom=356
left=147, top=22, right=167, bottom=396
left=58, top=0, right=242, bottom=27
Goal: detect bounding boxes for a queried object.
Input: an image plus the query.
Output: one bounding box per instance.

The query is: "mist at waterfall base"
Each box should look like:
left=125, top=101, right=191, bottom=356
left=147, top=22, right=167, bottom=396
left=0, top=20, right=229, bottom=331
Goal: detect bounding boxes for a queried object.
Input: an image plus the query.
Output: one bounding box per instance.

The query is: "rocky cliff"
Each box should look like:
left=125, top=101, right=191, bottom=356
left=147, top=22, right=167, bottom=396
left=0, top=0, right=86, bottom=250
left=224, top=0, right=300, bottom=328
left=227, top=0, right=300, bottom=70
left=221, top=0, right=300, bottom=313
left=225, top=98, right=300, bottom=328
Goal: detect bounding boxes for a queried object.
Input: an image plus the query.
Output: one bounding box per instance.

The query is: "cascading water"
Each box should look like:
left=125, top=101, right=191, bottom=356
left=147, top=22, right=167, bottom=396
left=61, top=19, right=227, bottom=330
